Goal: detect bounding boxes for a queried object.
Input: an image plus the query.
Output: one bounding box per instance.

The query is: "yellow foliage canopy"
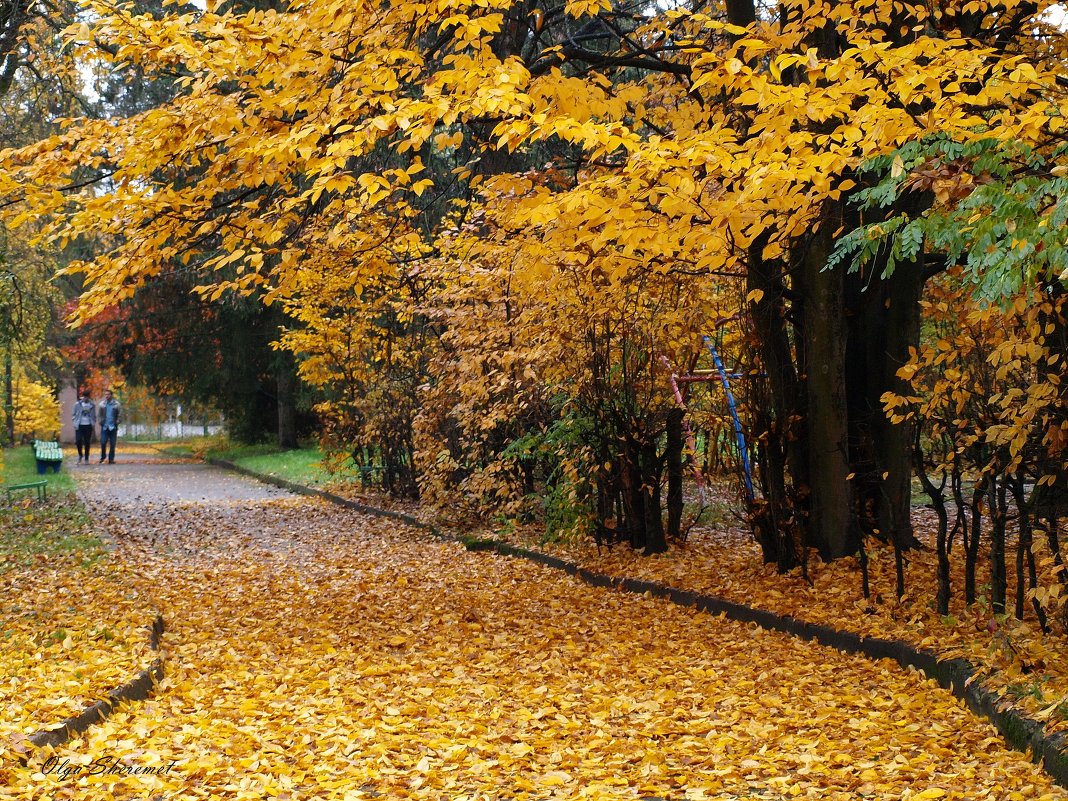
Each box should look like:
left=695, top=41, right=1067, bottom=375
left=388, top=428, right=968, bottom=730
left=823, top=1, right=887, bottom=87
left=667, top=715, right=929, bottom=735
left=0, top=0, right=1063, bottom=317
left=10, top=372, right=60, bottom=442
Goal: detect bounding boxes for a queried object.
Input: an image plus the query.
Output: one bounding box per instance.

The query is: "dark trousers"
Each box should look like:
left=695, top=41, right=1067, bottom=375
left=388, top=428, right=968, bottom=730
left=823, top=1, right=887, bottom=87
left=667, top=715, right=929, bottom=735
left=76, top=424, right=94, bottom=460
left=100, top=427, right=117, bottom=463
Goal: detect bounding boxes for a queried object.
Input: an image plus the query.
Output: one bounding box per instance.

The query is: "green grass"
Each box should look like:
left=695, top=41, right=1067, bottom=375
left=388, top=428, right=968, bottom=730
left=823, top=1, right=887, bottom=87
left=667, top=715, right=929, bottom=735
left=0, top=447, right=103, bottom=566
left=2, top=444, right=78, bottom=495
left=230, top=446, right=332, bottom=486
left=159, top=436, right=341, bottom=487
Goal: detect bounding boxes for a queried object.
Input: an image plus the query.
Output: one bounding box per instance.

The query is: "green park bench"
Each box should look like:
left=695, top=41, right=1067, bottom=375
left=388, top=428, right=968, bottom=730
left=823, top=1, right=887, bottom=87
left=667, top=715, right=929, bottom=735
left=356, top=464, right=384, bottom=487
left=5, top=479, right=47, bottom=502
left=33, top=440, right=64, bottom=474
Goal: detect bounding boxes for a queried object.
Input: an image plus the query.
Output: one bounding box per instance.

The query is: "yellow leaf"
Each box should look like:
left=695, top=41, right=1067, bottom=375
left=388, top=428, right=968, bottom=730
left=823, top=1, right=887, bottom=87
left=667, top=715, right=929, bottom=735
left=539, top=770, right=573, bottom=786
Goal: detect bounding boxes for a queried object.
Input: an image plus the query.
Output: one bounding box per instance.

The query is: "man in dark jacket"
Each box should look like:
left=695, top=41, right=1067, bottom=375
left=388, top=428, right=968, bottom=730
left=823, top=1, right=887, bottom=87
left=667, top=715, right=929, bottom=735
left=98, top=389, right=121, bottom=464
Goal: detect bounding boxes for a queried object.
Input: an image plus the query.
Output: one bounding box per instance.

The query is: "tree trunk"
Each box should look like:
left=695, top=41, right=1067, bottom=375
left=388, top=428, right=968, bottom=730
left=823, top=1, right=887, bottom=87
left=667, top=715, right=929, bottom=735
left=965, top=481, right=984, bottom=606
left=3, top=342, right=12, bottom=446
left=640, top=437, right=667, bottom=554
left=276, top=358, right=298, bottom=449
left=620, top=441, right=643, bottom=550
left=798, top=23, right=856, bottom=560
left=846, top=248, right=925, bottom=550
left=915, top=438, right=951, bottom=615
left=666, top=407, right=684, bottom=542
left=799, top=214, right=856, bottom=559
left=872, top=263, right=923, bottom=548
left=747, top=248, right=806, bottom=569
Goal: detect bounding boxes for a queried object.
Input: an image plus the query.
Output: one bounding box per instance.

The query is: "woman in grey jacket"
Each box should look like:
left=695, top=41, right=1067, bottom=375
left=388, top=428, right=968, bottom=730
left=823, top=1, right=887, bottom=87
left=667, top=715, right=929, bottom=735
left=71, top=390, right=96, bottom=464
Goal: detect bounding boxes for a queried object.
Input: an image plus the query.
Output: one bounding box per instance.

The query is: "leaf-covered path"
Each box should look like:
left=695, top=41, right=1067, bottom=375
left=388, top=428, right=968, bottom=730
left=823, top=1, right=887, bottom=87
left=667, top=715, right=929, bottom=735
left=7, top=457, right=1067, bottom=800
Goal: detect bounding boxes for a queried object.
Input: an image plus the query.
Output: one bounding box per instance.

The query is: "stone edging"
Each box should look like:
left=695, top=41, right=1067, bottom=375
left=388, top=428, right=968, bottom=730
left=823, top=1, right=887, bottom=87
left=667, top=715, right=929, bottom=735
left=210, top=458, right=1068, bottom=788
left=26, top=614, right=165, bottom=751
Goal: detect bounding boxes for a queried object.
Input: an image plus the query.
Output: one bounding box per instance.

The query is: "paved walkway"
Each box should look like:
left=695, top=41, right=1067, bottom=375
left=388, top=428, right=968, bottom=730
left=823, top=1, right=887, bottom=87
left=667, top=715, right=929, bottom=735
left=14, top=455, right=1061, bottom=801
left=71, top=451, right=290, bottom=504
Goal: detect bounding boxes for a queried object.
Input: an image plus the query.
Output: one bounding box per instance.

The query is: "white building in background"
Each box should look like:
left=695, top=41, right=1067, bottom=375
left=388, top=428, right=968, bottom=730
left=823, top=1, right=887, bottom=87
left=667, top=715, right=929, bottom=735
left=121, top=421, right=225, bottom=440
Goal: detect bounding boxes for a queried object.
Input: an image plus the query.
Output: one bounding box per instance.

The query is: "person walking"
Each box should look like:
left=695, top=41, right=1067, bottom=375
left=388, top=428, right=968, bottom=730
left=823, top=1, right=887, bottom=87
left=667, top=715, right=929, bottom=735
left=71, top=390, right=96, bottom=464
left=98, top=388, right=121, bottom=464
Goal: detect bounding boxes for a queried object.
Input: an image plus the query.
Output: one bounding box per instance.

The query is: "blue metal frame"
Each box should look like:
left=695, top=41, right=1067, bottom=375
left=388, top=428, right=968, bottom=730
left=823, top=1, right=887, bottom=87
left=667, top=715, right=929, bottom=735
left=704, top=337, right=755, bottom=504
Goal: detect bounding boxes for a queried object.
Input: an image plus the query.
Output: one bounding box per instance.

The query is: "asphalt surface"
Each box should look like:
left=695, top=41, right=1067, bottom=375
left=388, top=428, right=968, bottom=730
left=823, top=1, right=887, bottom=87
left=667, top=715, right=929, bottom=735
left=69, top=449, right=291, bottom=504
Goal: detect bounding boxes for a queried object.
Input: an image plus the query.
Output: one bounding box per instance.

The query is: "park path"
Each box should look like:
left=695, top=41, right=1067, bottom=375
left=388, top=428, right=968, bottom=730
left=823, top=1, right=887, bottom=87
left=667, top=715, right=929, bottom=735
left=68, top=448, right=290, bottom=504
left=10, top=455, right=1066, bottom=800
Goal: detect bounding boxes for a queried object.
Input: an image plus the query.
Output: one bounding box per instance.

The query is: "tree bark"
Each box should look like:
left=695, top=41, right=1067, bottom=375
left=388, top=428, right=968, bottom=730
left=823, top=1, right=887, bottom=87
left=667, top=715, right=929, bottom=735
left=799, top=212, right=856, bottom=559
left=746, top=248, right=806, bottom=569
left=640, top=437, right=667, bottom=554
left=990, top=476, right=1008, bottom=615
left=3, top=342, right=12, bottom=446
left=276, top=357, right=298, bottom=449
left=845, top=213, right=926, bottom=549
left=665, top=407, right=684, bottom=542
left=0, top=0, right=31, bottom=98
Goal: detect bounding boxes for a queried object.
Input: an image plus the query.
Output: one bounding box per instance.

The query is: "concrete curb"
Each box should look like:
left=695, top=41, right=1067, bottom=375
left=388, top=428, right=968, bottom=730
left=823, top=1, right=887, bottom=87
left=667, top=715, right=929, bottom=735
left=211, top=459, right=1068, bottom=788
left=27, top=614, right=165, bottom=751
left=207, top=459, right=424, bottom=526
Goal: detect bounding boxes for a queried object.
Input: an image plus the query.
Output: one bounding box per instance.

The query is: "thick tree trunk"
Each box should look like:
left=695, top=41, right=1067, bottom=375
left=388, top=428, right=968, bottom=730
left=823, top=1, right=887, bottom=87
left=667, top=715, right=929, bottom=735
left=747, top=248, right=806, bottom=569
left=846, top=247, right=925, bottom=550
left=799, top=217, right=856, bottom=559
left=724, top=0, right=756, bottom=26
left=870, top=263, right=923, bottom=549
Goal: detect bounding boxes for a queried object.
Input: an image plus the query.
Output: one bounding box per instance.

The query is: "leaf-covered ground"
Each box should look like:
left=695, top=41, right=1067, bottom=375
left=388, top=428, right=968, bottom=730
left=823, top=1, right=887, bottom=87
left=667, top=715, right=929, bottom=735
left=0, top=494, right=151, bottom=743
left=467, top=492, right=1068, bottom=737
left=0, top=560, right=151, bottom=739
left=2, top=460, right=1066, bottom=800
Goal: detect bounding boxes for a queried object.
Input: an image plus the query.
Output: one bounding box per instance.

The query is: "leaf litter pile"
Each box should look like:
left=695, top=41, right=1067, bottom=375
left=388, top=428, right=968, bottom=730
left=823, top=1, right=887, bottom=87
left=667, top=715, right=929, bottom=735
left=0, top=559, right=151, bottom=741
left=2, top=478, right=1066, bottom=800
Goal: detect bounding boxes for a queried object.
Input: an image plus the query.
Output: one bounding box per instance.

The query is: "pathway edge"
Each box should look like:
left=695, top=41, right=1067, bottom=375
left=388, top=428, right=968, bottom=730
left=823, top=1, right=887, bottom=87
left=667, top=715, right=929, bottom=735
left=26, top=614, right=165, bottom=753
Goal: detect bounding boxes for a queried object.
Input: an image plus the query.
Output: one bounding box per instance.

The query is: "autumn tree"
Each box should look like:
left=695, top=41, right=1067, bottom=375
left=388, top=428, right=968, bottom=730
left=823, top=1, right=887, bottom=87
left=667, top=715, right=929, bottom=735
left=0, top=222, right=67, bottom=444
left=1, top=0, right=1065, bottom=560
left=0, top=7, right=82, bottom=444
left=843, top=136, right=1068, bottom=616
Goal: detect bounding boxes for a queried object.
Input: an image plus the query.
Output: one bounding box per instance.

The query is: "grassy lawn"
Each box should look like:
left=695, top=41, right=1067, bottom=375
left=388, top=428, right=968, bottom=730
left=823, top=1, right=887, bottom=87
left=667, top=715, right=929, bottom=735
left=1, top=443, right=78, bottom=494
left=158, top=436, right=341, bottom=487
left=0, top=446, right=102, bottom=565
